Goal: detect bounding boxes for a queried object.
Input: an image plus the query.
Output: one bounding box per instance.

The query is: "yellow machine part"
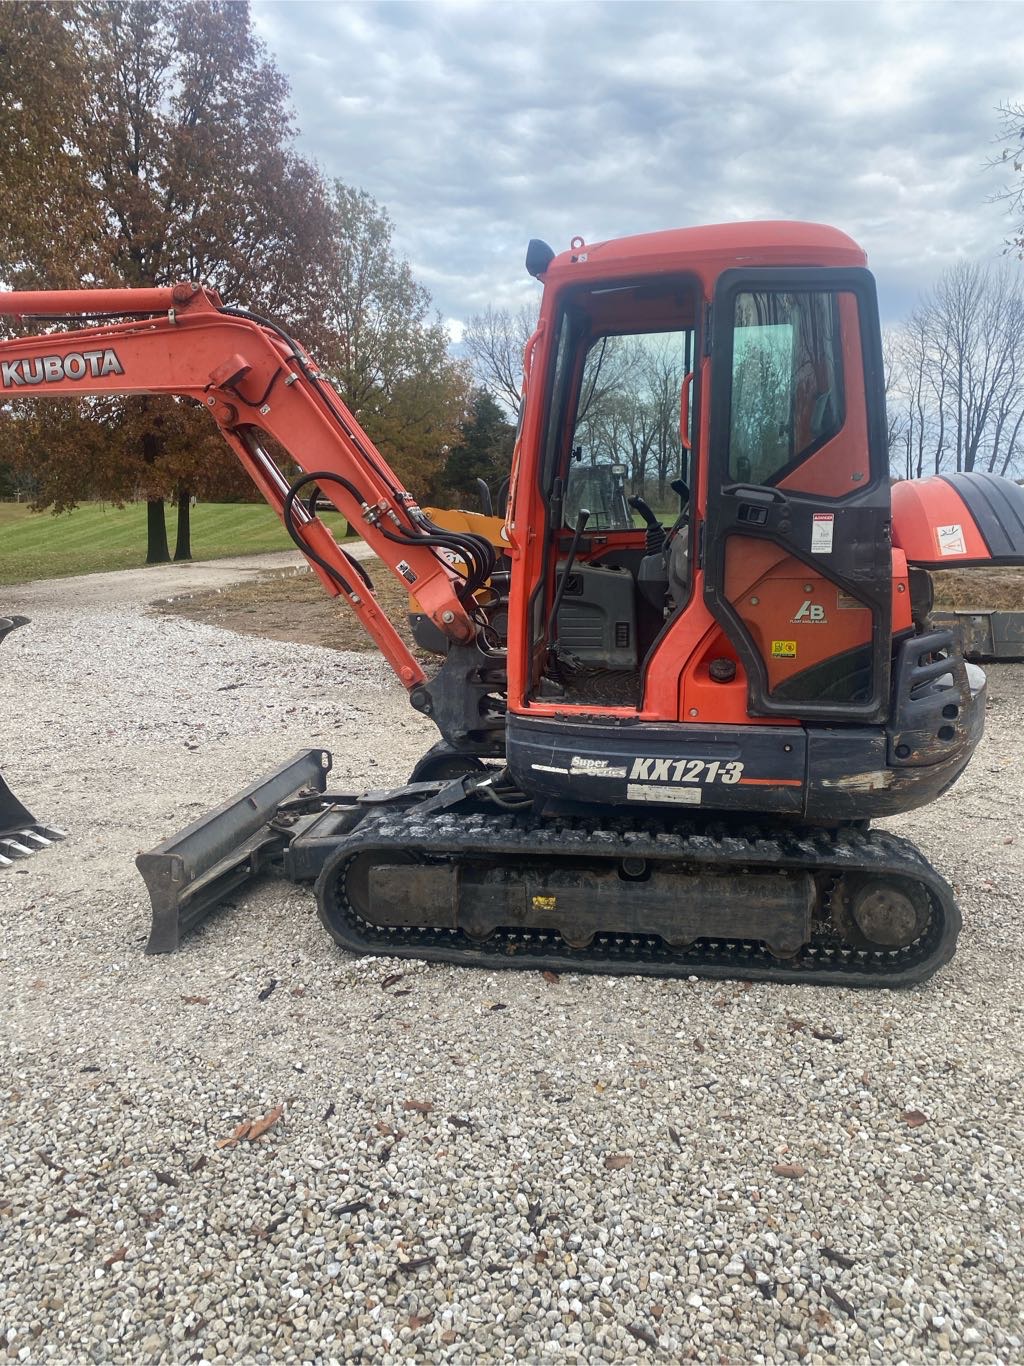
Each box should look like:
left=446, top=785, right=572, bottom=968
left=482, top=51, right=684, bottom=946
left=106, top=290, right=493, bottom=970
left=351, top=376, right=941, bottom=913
left=410, top=506, right=508, bottom=610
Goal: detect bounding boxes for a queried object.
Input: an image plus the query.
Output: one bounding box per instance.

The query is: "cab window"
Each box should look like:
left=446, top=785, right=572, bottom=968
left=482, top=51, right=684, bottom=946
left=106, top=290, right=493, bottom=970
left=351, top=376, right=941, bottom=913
left=728, top=291, right=843, bottom=485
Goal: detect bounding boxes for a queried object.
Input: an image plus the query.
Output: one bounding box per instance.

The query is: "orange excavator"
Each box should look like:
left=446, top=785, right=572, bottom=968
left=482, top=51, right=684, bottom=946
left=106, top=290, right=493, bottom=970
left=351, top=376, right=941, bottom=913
left=3, top=221, right=1023, bottom=986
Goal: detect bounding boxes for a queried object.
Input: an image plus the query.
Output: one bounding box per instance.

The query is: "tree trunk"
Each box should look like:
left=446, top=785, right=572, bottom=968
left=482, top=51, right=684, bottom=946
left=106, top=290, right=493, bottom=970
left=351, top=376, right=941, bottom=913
left=174, top=486, right=192, bottom=561
left=146, top=498, right=170, bottom=564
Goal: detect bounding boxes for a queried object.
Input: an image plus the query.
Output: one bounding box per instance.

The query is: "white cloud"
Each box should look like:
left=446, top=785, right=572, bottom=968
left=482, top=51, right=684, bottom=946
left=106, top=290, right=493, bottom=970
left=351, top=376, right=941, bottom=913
left=253, top=0, right=1024, bottom=326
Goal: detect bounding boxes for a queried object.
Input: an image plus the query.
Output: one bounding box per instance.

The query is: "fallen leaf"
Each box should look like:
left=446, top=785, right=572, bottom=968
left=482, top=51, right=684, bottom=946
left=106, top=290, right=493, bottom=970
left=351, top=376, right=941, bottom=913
left=392, top=989, right=414, bottom=997
left=323, top=1102, right=336, bottom=1121
left=390, top=1254, right=436, bottom=1278
left=627, top=1322, right=659, bottom=1349
left=786, top=1017, right=808, bottom=1033
left=216, top=1104, right=284, bottom=1148
left=188, top=1155, right=207, bottom=1174
left=772, top=1163, right=807, bottom=1179
left=181, top=995, right=209, bottom=1006
left=289, top=986, right=306, bottom=998
left=823, top=1283, right=857, bottom=1319
left=334, top=1199, right=370, bottom=1217
left=408, top=1314, right=432, bottom=1330
left=61, top=1207, right=85, bottom=1222
left=246, top=1104, right=285, bottom=1142
left=154, top=1171, right=179, bottom=1188
left=375, top=1121, right=395, bottom=1136
left=812, top=1307, right=833, bottom=1329
left=489, top=1002, right=508, bottom=1012
left=668, top=1126, right=683, bottom=1149
left=104, top=1245, right=127, bottom=1269
left=257, top=979, right=278, bottom=1002
left=902, top=1109, right=928, bottom=1128
left=142, top=1208, right=164, bottom=1226
left=604, top=1153, right=633, bottom=1170
left=380, top=973, right=405, bottom=990
left=812, top=1027, right=844, bottom=1044
left=448, top=1115, right=473, bottom=1131
left=533, top=1250, right=548, bottom=1263
left=821, top=1246, right=855, bottom=1269
left=216, top=1122, right=249, bottom=1150
left=403, top=1099, right=434, bottom=1114
left=542, top=970, right=560, bottom=985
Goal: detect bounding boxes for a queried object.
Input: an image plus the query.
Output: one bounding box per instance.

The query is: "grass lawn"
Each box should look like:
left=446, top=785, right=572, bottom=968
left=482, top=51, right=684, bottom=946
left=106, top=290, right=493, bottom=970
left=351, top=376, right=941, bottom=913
left=0, top=501, right=351, bottom=585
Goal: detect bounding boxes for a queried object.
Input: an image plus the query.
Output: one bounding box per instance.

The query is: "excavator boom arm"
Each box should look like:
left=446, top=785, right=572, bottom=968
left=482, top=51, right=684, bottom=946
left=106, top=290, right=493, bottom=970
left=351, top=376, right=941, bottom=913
left=0, top=283, right=486, bottom=689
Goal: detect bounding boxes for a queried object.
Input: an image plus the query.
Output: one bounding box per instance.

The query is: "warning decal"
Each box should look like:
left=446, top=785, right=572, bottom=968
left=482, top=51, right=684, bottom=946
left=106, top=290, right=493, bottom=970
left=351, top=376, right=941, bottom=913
left=771, top=640, right=797, bottom=658
left=935, top=523, right=967, bottom=557
left=811, top=513, right=835, bottom=554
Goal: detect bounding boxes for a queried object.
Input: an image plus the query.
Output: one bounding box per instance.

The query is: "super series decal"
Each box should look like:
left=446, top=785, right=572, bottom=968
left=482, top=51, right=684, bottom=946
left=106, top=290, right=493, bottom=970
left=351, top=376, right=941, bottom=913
left=1, top=348, right=124, bottom=388
left=533, top=757, right=746, bottom=786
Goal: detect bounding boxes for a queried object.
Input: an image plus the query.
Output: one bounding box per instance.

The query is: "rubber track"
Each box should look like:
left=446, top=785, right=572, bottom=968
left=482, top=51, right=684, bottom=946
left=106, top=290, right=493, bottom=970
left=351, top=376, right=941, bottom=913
left=315, top=806, right=961, bottom=987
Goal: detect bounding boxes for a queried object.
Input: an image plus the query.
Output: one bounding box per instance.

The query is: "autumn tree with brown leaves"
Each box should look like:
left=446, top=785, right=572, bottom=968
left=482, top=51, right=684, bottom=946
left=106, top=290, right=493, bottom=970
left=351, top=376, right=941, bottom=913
left=0, top=0, right=335, bottom=562
left=316, top=184, right=469, bottom=492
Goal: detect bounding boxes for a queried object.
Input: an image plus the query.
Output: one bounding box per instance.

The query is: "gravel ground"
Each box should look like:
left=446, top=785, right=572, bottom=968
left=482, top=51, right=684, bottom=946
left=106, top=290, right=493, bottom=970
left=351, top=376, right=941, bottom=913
left=1, top=557, right=1023, bottom=1365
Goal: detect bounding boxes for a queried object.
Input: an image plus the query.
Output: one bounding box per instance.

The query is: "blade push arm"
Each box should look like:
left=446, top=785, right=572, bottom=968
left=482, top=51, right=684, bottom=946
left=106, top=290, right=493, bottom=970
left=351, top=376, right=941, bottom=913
left=0, top=284, right=488, bottom=690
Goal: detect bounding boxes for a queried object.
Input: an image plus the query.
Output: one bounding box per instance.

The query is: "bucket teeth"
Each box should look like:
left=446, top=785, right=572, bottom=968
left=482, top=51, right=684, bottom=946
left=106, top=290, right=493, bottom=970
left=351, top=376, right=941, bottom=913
left=18, top=829, right=51, bottom=847
left=0, top=837, right=34, bottom=858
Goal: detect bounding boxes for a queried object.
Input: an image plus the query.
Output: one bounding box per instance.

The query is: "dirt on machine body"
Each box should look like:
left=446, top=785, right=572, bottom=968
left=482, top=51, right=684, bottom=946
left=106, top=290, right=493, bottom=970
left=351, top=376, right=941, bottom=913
left=3, top=220, right=1024, bottom=986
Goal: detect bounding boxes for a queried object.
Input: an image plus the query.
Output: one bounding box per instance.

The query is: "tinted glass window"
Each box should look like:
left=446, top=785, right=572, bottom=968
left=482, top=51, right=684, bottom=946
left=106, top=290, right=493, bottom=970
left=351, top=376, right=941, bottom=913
left=728, top=292, right=843, bottom=484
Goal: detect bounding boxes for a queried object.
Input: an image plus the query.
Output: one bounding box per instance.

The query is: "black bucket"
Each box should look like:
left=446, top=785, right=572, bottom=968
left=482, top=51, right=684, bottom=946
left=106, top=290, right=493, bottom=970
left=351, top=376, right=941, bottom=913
left=0, top=616, right=65, bottom=863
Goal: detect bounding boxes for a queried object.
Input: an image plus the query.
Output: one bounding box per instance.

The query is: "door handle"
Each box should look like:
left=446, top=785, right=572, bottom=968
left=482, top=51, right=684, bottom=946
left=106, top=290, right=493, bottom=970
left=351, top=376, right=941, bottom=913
left=722, top=483, right=787, bottom=504
left=679, top=371, right=694, bottom=451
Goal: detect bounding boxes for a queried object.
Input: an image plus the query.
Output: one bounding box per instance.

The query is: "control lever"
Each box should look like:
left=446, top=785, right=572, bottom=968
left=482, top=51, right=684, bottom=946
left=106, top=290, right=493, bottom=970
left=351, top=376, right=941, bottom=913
left=629, top=495, right=666, bottom=556
left=546, top=508, right=591, bottom=651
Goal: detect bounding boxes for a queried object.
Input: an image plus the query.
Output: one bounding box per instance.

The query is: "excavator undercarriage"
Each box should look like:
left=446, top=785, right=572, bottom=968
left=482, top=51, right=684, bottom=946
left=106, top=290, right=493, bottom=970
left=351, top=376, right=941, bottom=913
left=132, top=744, right=962, bottom=988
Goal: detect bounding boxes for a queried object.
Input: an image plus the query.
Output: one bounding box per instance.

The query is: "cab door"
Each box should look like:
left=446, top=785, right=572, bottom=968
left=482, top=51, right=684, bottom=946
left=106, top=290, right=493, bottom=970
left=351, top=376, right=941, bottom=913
left=704, top=268, right=892, bottom=721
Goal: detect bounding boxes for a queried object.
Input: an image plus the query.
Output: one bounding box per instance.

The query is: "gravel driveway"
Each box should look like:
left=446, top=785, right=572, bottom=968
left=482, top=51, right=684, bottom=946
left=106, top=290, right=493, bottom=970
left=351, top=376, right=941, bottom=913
left=2, top=557, right=1022, bottom=1364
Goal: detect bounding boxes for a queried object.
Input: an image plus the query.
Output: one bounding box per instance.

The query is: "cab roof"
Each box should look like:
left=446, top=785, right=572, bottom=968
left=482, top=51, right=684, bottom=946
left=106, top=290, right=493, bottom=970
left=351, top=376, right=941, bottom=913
left=542, top=221, right=866, bottom=285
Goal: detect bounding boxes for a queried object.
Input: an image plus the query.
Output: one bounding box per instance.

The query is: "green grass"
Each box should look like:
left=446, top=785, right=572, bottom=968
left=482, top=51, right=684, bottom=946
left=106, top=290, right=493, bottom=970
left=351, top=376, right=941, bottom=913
left=0, top=501, right=351, bottom=585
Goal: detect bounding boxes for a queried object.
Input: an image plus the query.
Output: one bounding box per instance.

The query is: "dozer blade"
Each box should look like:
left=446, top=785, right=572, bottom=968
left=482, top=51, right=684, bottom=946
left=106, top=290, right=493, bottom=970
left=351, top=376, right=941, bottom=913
left=0, top=615, right=66, bottom=866
left=136, top=748, right=333, bottom=954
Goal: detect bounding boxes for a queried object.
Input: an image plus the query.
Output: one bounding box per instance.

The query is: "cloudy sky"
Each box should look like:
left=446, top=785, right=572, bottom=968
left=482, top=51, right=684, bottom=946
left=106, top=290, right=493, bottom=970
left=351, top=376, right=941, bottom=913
left=252, top=0, right=1023, bottom=333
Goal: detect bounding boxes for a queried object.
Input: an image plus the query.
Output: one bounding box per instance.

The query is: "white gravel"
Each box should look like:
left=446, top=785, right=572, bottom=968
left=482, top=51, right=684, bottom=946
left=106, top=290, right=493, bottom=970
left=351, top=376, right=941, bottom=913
left=1, top=555, right=1023, bottom=1364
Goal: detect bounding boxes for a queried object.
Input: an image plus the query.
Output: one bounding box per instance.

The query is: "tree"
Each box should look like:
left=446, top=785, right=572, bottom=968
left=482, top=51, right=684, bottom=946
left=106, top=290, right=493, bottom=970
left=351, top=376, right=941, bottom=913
left=435, top=390, right=515, bottom=505
left=315, top=184, right=470, bottom=493
left=463, top=304, right=537, bottom=413
left=988, top=101, right=1024, bottom=258
left=0, top=1, right=335, bottom=561
left=887, top=262, right=1024, bottom=479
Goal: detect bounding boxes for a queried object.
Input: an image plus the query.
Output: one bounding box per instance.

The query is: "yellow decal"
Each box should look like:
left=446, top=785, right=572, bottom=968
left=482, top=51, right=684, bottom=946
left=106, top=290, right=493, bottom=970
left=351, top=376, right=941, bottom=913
left=771, top=640, right=797, bottom=659
left=532, top=895, right=557, bottom=911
